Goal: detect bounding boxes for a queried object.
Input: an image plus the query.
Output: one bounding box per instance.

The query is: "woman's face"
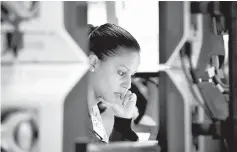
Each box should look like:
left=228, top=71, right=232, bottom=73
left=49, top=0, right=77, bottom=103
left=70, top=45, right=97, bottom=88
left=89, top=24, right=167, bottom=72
left=91, top=47, right=140, bottom=104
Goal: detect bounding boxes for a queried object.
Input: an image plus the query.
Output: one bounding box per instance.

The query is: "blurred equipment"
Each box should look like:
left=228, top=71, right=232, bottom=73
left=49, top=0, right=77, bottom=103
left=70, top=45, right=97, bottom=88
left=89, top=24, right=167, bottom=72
left=158, top=1, right=237, bottom=152
left=2, top=1, right=236, bottom=152
left=1, top=1, right=40, bottom=56
left=1, top=1, right=89, bottom=152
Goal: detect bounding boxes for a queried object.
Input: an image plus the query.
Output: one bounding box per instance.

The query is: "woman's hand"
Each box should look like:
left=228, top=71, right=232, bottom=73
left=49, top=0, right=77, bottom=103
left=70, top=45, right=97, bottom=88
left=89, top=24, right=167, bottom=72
left=98, top=91, right=137, bottom=119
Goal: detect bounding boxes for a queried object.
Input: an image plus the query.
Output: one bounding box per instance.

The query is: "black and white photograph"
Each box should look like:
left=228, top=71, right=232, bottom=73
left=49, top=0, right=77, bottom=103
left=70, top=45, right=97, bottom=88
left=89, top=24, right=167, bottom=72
left=1, top=1, right=237, bottom=152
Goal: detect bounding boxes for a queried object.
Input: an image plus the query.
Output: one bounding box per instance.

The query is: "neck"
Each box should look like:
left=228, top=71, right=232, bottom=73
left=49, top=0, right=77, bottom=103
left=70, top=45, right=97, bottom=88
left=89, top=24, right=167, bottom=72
left=87, top=74, right=98, bottom=111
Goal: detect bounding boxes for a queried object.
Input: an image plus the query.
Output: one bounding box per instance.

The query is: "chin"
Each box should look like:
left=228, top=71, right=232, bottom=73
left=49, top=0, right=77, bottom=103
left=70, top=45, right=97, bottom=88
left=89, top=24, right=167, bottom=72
left=103, top=95, right=116, bottom=104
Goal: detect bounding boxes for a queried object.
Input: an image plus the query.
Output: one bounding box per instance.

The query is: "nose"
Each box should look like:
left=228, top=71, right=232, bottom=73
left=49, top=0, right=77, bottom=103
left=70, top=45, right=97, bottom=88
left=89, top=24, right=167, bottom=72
left=121, top=75, right=131, bottom=90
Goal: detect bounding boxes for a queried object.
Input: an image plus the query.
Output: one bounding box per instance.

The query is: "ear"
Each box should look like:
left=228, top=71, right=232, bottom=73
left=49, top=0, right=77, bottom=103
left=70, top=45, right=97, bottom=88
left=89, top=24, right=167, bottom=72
left=89, top=54, right=100, bottom=72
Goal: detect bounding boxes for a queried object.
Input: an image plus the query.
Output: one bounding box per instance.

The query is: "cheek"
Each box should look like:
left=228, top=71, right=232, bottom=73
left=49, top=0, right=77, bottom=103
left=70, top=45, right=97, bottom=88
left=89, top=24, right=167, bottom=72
left=100, top=73, right=121, bottom=99
left=100, top=66, right=120, bottom=88
left=105, top=73, right=121, bottom=91
left=96, top=65, right=122, bottom=101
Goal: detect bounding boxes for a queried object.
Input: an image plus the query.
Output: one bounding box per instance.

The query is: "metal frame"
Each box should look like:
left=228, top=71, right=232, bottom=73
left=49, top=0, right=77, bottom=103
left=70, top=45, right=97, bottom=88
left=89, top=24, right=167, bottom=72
left=227, top=2, right=237, bottom=152
left=1, top=2, right=89, bottom=152
left=158, top=2, right=196, bottom=152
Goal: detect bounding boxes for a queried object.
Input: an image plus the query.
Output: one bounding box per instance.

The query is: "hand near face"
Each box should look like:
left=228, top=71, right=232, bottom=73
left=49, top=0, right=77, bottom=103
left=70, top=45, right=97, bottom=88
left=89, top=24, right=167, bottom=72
left=98, top=91, right=137, bottom=119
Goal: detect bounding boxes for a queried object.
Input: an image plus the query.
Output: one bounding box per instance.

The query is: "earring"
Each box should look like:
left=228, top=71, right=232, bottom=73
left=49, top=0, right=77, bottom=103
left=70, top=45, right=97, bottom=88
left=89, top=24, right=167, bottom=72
left=90, top=67, right=95, bottom=72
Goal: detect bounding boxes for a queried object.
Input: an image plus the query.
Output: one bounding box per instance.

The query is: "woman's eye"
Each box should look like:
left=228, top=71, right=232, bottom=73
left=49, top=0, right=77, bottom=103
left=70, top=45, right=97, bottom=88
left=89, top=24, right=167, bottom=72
left=118, top=71, right=126, bottom=76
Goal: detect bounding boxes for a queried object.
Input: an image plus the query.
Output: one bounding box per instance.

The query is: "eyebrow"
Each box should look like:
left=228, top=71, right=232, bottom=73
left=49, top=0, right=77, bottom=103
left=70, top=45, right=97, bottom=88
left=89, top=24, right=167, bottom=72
left=119, top=65, right=137, bottom=75
left=119, top=65, right=129, bottom=71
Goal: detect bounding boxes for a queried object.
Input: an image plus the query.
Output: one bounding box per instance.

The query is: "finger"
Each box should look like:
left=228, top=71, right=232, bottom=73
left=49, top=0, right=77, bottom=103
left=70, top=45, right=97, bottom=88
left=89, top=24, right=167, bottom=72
left=121, top=89, right=128, bottom=100
left=125, top=93, right=137, bottom=107
left=123, top=93, right=137, bottom=118
left=122, top=90, right=131, bottom=105
left=122, top=91, right=132, bottom=106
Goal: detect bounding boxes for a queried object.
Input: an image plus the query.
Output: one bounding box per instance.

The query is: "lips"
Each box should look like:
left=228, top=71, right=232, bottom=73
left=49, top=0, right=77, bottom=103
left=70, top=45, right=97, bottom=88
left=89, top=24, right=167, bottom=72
left=114, top=89, right=128, bottom=100
left=114, top=92, right=122, bottom=96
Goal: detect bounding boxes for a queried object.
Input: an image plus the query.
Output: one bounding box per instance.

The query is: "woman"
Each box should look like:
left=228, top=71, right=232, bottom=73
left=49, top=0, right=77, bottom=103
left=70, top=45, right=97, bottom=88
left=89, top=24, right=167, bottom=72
left=86, top=23, right=141, bottom=143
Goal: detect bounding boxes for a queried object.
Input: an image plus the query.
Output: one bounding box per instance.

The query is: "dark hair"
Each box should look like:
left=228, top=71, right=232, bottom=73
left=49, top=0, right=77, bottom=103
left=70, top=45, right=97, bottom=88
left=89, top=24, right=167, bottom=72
left=88, top=23, right=140, bottom=60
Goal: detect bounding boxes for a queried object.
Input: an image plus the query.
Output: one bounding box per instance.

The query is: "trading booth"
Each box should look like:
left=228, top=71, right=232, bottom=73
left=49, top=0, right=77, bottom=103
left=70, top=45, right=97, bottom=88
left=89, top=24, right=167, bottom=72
left=1, top=1, right=236, bottom=152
